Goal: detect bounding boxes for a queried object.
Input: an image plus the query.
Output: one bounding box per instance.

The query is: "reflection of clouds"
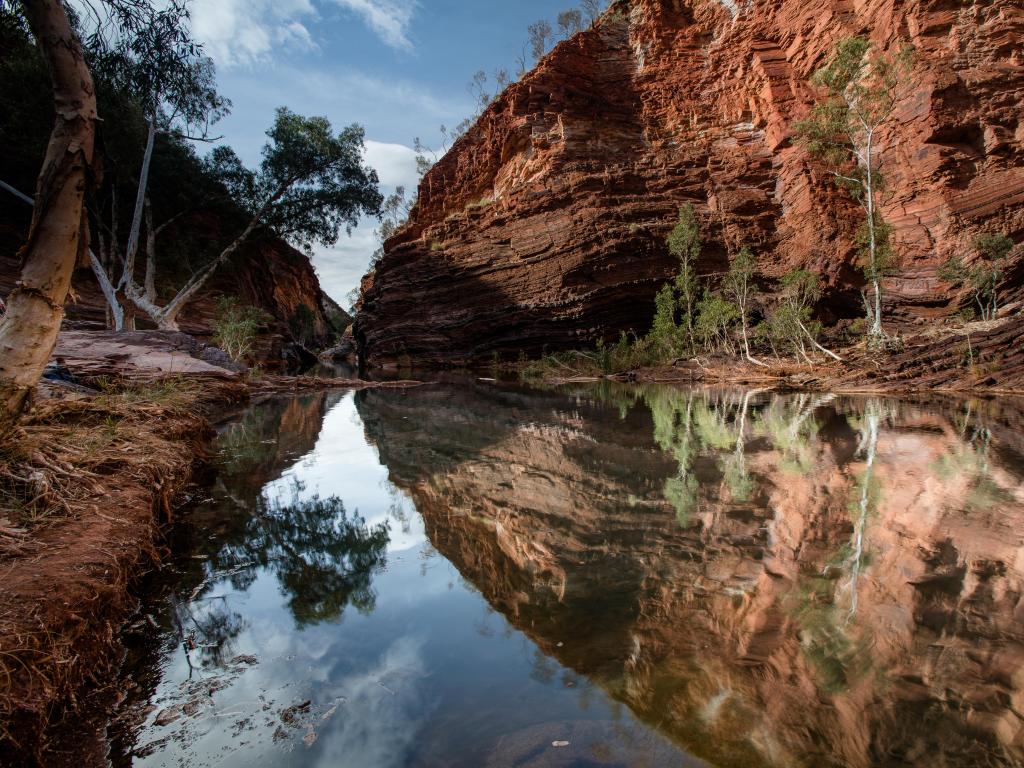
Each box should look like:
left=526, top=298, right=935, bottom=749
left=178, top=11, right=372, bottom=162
left=314, top=637, right=430, bottom=768
left=264, top=393, right=429, bottom=553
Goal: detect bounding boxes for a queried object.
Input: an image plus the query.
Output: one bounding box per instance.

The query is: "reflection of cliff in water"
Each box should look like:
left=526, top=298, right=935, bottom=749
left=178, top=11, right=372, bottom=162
left=357, top=384, right=1024, bottom=768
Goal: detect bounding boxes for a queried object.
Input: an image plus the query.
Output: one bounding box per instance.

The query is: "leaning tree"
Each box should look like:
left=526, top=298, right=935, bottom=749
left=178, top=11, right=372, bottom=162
left=128, top=109, right=383, bottom=331
left=0, top=0, right=100, bottom=422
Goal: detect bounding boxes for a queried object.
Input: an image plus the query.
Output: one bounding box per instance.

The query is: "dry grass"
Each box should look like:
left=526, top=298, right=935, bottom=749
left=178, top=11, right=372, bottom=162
left=0, top=377, right=231, bottom=763
left=0, top=378, right=207, bottom=529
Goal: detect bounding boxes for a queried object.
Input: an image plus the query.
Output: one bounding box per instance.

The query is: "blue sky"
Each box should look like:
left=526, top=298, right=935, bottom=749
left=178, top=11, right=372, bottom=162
left=189, top=0, right=579, bottom=304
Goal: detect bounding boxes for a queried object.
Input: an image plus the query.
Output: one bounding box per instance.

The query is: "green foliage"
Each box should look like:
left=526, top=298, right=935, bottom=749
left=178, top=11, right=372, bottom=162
left=648, top=283, right=684, bottom=359
left=694, top=292, right=738, bottom=354
left=244, top=108, right=383, bottom=253
left=667, top=204, right=701, bottom=264
left=755, top=269, right=824, bottom=361
left=975, top=232, right=1014, bottom=262
left=87, top=0, right=229, bottom=131
left=724, top=247, right=756, bottom=300
left=856, top=214, right=899, bottom=282
left=781, top=267, right=823, bottom=308
left=940, top=232, right=1014, bottom=321
left=794, top=36, right=913, bottom=335
left=202, top=490, right=392, bottom=629
left=214, top=297, right=271, bottom=363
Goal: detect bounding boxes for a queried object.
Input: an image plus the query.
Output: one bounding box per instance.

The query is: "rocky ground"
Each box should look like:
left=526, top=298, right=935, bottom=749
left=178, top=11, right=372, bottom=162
left=531, top=317, right=1024, bottom=395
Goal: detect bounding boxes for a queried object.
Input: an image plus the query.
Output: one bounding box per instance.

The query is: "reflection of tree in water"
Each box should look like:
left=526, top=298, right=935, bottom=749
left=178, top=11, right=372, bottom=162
left=166, top=490, right=390, bottom=670
left=722, top=390, right=758, bottom=502
left=755, top=393, right=832, bottom=475
left=231, top=491, right=391, bottom=628
left=216, top=404, right=287, bottom=480
left=936, top=399, right=1013, bottom=514
left=170, top=592, right=248, bottom=672
left=790, top=399, right=885, bottom=694
left=639, top=389, right=773, bottom=525
left=645, top=387, right=699, bottom=526
left=634, top=386, right=887, bottom=695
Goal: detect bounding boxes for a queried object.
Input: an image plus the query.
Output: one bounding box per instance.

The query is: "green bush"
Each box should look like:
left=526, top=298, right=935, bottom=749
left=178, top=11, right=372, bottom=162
left=214, top=297, right=271, bottom=363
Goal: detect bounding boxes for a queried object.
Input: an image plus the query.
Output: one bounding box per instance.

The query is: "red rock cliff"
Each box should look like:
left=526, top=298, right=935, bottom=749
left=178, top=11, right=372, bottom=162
left=0, top=208, right=339, bottom=361
left=358, top=0, right=1024, bottom=366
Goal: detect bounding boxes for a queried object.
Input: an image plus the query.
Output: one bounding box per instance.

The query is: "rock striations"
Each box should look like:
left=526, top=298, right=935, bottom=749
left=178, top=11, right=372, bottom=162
left=358, top=0, right=1024, bottom=367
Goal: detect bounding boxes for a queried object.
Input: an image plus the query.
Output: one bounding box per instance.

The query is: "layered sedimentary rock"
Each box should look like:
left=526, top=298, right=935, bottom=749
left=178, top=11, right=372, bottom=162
left=359, top=0, right=1024, bottom=366
left=357, top=384, right=1024, bottom=767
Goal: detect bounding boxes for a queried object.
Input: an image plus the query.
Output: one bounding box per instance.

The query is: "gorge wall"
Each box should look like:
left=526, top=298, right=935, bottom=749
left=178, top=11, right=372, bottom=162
left=358, top=0, right=1024, bottom=367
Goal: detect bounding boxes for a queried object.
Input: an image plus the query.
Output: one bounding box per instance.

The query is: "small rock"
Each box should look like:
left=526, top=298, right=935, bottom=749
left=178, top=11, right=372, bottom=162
left=153, top=706, right=182, bottom=727
left=281, top=700, right=312, bottom=724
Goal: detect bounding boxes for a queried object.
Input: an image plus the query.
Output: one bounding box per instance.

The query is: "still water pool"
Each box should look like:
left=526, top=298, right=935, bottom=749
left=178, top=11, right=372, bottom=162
left=109, top=383, right=1024, bottom=768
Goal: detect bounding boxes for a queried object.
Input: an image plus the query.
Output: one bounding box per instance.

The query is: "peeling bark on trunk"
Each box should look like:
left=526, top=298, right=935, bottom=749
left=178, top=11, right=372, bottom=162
left=0, top=0, right=97, bottom=422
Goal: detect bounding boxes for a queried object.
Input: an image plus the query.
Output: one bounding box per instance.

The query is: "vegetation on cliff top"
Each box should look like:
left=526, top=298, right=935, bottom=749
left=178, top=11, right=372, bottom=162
left=0, top=0, right=384, bottom=421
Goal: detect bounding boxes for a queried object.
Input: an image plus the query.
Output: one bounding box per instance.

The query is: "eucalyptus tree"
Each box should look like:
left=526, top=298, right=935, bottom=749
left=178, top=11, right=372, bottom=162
left=528, top=19, right=553, bottom=61
left=129, top=109, right=383, bottom=330
left=666, top=204, right=701, bottom=351
left=772, top=269, right=842, bottom=363
left=723, top=246, right=765, bottom=365
left=795, top=36, right=912, bottom=343
left=557, top=9, right=582, bottom=38
left=581, top=0, right=603, bottom=26
left=0, top=0, right=103, bottom=420
left=85, top=0, right=228, bottom=330
left=939, top=233, right=1014, bottom=321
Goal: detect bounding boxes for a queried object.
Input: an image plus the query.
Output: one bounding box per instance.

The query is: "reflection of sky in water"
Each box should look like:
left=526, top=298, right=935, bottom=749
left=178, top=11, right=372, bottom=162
left=263, top=394, right=426, bottom=553
left=132, top=392, right=688, bottom=768
left=122, top=386, right=1024, bottom=768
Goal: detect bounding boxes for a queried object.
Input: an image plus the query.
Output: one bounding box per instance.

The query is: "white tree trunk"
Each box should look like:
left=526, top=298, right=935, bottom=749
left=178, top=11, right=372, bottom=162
left=864, top=130, right=884, bottom=338
left=0, top=0, right=96, bottom=421
left=119, top=117, right=157, bottom=291
left=90, top=251, right=125, bottom=331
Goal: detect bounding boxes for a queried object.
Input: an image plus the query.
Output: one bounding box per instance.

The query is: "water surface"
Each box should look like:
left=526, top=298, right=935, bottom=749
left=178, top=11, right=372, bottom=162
left=109, top=383, right=1024, bottom=768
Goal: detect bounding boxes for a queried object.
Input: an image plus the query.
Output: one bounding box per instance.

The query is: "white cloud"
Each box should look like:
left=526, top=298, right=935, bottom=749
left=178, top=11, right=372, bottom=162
left=191, top=0, right=318, bottom=68
left=313, top=637, right=430, bottom=768
left=330, top=0, right=419, bottom=51
left=364, top=141, right=420, bottom=190
left=191, top=0, right=420, bottom=68
left=307, top=142, right=418, bottom=304
left=312, top=224, right=380, bottom=306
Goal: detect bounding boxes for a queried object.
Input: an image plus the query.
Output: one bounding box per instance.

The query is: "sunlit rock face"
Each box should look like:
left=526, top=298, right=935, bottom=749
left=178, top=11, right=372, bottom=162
left=357, top=384, right=1024, bottom=767
left=358, top=0, right=1024, bottom=366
